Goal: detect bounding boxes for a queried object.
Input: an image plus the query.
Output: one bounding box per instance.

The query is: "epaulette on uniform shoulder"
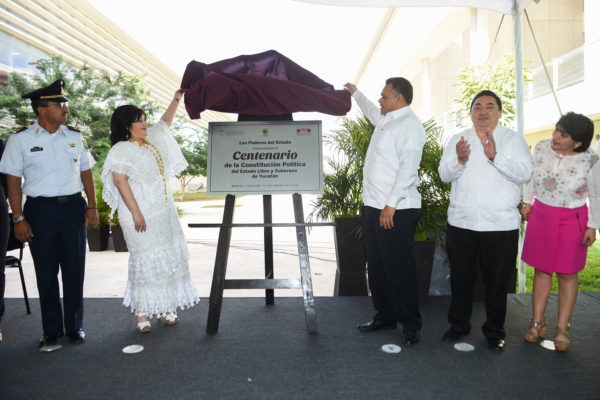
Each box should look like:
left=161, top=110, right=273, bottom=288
left=67, top=125, right=81, bottom=132
left=14, top=127, right=27, bottom=134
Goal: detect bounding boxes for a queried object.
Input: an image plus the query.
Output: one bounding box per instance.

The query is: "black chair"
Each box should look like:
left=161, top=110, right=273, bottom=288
left=5, top=214, right=31, bottom=314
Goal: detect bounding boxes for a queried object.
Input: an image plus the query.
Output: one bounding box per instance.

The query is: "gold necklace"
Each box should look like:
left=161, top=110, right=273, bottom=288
left=129, top=138, right=169, bottom=207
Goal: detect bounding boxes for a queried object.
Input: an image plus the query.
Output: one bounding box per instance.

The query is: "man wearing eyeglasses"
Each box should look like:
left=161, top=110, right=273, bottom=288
left=0, top=79, right=98, bottom=351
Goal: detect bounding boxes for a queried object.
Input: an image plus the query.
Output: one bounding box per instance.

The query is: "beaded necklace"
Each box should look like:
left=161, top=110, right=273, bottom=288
left=129, top=138, right=169, bottom=208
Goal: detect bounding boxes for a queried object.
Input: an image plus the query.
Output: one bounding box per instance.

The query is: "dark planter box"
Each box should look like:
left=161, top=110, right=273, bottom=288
left=87, top=224, right=109, bottom=251
left=111, top=225, right=128, bottom=252
left=333, top=218, right=437, bottom=301
left=333, top=217, right=368, bottom=296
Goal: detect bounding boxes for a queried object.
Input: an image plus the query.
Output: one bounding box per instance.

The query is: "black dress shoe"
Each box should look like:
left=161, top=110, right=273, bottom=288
left=357, top=319, right=397, bottom=332
left=67, top=329, right=86, bottom=344
left=403, top=330, right=420, bottom=346
left=487, top=338, right=505, bottom=352
left=39, top=332, right=64, bottom=351
left=442, top=328, right=468, bottom=342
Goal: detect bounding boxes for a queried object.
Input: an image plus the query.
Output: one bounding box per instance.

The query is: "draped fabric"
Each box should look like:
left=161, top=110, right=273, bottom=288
left=181, top=50, right=351, bottom=119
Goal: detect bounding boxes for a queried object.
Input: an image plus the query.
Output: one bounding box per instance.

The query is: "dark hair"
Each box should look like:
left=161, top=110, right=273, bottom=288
left=556, top=112, right=594, bottom=153
left=470, top=90, right=502, bottom=112
left=385, top=77, right=413, bottom=105
left=31, top=99, right=49, bottom=116
left=110, top=105, right=146, bottom=146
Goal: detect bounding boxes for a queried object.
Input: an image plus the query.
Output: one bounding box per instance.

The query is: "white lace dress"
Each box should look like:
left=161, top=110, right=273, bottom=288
left=101, top=120, right=199, bottom=317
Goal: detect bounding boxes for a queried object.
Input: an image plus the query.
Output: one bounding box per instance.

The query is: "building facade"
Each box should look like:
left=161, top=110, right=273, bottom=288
left=0, top=0, right=228, bottom=128
left=355, top=0, right=599, bottom=149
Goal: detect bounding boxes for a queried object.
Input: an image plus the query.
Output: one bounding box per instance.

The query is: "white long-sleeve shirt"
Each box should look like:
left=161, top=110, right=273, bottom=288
left=352, top=90, right=425, bottom=210
left=438, top=125, right=533, bottom=231
left=523, top=139, right=600, bottom=229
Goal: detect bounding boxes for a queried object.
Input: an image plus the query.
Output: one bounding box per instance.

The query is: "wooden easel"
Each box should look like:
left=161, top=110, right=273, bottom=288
left=189, top=193, right=334, bottom=334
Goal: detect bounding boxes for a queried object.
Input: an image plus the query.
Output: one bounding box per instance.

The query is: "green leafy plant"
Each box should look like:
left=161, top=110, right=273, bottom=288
left=454, top=54, right=531, bottom=130
left=92, top=176, right=111, bottom=228
left=310, top=115, right=450, bottom=245
left=309, top=112, right=450, bottom=243
left=309, top=115, right=373, bottom=220
left=415, top=120, right=451, bottom=244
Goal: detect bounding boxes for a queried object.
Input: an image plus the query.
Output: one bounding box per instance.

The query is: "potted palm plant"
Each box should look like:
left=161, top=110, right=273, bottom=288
left=86, top=177, right=110, bottom=251
left=413, top=120, right=451, bottom=302
left=310, top=115, right=450, bottom=300
left=309, top=116, right=372, bottom=296
left=110, top=211, right=128, bottom=252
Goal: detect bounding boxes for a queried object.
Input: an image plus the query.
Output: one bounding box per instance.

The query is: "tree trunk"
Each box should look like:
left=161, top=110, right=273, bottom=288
left=179, top=182, right=187, bottom=200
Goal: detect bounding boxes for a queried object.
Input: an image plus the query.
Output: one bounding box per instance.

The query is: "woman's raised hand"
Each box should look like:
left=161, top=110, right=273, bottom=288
left=174, top=88, right=184, bottom=102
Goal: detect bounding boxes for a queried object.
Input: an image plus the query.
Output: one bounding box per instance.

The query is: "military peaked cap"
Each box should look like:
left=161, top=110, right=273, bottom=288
left=22, top=79, right=69, bottom=102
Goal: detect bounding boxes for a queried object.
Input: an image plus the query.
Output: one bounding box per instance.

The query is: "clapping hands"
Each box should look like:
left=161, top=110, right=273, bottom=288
left=456, top=136, right=470, bottom=165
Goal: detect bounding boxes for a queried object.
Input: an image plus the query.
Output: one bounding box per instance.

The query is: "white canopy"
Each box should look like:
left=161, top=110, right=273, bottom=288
left=296, top=0, right=535, bottom=15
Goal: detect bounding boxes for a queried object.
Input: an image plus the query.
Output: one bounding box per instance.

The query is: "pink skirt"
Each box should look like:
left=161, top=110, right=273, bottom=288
left=521, top=201, right=589, bottom=274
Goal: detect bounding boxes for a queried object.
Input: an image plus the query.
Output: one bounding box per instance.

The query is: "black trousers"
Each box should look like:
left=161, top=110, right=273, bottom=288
left=362, top=206, right=421, bottom=331
left=446, top=224, right=519, bottom=340
left=0, top=195, right=9, bottom=324
left=24, top=193, right=87, bottom=335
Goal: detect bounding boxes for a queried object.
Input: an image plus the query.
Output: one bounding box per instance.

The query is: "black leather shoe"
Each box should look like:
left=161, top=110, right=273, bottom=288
left=487, top=338, right=505, bottom=352
left=442, top=328, right=468, bottom=342
left=357, top=319, right=397, bottom=332
left=67, top=329, right=86, bottom=344
left=39, top=332, right=64, bottom=351
left=403, top=330, right=420, bottom=346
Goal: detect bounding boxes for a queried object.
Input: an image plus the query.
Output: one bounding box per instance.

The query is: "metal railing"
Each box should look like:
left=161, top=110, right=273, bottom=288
left=526, top=45, right=584, bottom=100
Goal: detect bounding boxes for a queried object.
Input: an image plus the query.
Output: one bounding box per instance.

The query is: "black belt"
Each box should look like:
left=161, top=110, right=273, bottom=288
left=27, top=193, right=81, bottom=204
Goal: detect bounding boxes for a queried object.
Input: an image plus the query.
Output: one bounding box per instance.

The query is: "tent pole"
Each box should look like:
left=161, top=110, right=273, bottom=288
left=514, top=11, right=527, bottom=294
left=514, top=13, right=524, bottom=136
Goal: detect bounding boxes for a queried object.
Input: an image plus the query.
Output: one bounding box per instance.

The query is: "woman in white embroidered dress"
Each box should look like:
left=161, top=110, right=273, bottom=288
left=102, top=89, right=199, bottom=333
left=521, top=112, right=599, bottom=351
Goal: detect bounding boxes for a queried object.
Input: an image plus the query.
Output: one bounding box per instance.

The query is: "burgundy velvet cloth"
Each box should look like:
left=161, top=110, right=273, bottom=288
left=181, top=50, right=351, bottom=119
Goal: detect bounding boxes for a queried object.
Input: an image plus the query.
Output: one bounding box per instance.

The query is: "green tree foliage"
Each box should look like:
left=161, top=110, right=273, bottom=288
left=0, top=56, right=166, bottom=227
left=0, top=55, right=159, bottom=165
left=454, top=54, right=530, bottom=130
left=0, top=56, right=209, bottom=223
left=175, top=127, right=208, bottom=199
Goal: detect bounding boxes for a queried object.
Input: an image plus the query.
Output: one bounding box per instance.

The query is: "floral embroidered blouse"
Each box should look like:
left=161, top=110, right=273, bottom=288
left=523, top=139, right=600, bottom=229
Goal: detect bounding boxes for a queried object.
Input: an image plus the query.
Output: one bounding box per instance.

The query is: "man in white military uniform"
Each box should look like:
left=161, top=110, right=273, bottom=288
left=0, top=79, right=98, bottom=351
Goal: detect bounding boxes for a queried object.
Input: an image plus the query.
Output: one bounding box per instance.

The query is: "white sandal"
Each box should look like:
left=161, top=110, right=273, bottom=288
left=136, top=313, right=151, bottom=333
left=159, top=312, right=179, bottom=326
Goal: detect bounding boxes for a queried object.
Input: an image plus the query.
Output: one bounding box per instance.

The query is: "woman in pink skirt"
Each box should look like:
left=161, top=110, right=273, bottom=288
left=521, top=112, right=599, bottom=351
